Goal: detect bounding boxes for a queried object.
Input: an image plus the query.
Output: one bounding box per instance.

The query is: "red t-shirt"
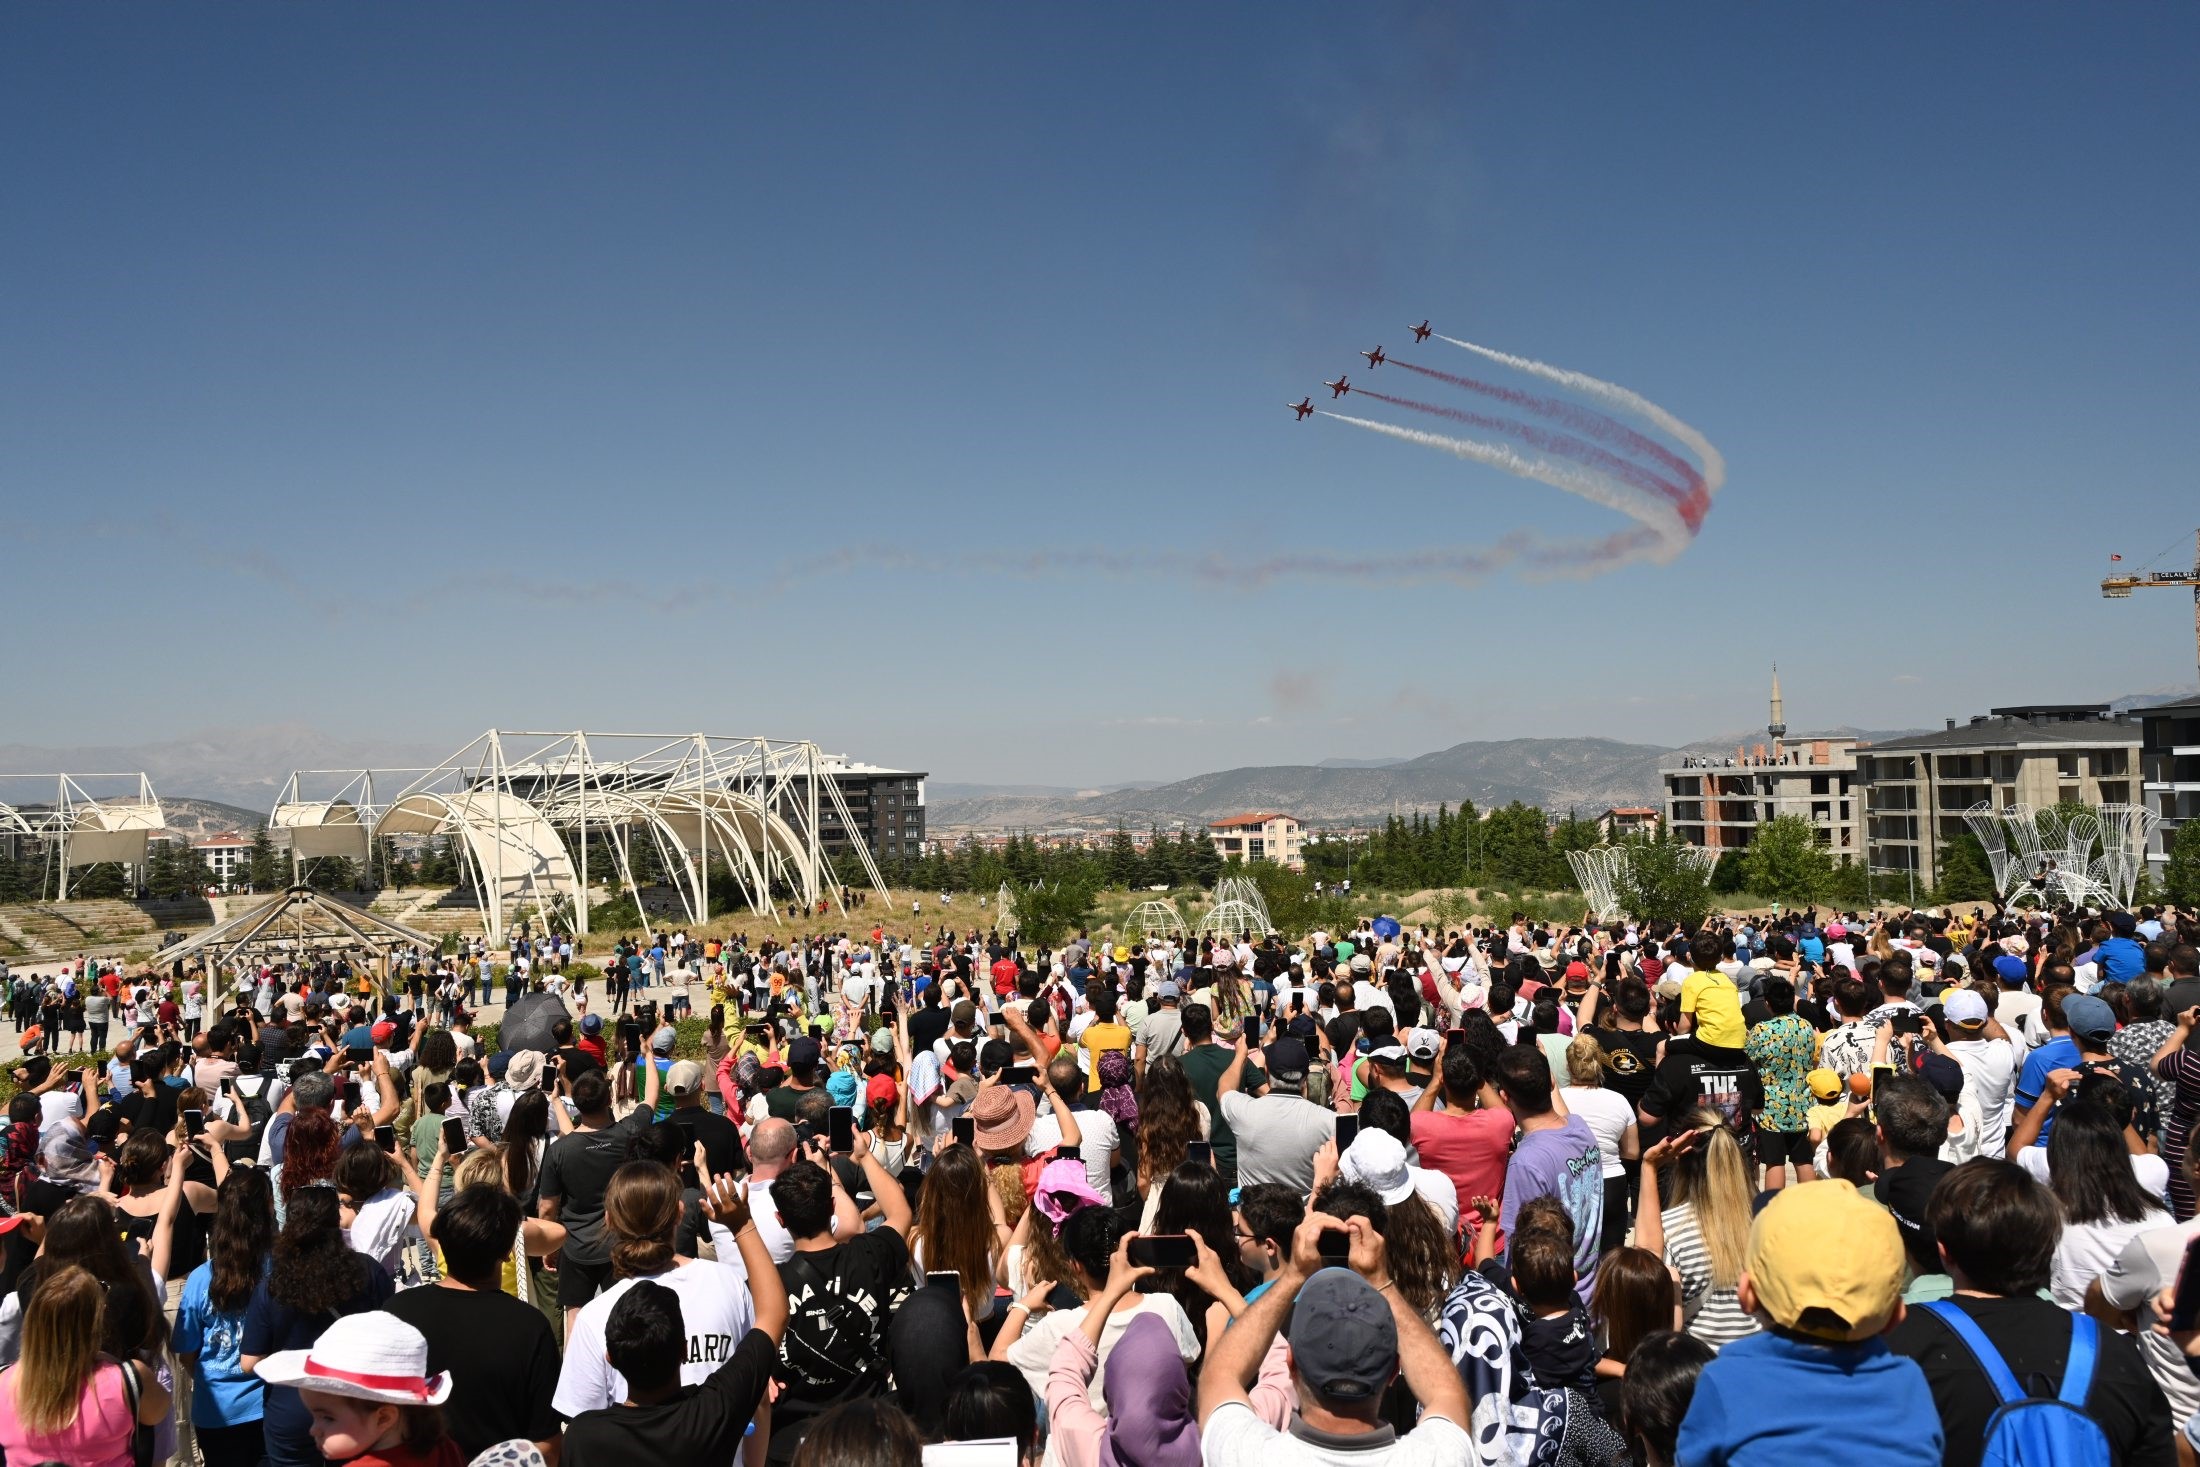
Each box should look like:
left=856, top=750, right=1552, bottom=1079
left=990, top=958, right=1020, bottom=996
left=1411, top=1106, right=1516, bottom=1248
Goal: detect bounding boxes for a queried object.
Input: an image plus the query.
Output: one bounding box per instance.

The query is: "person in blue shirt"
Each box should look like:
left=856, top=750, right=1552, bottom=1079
left=1675, top=1178, right=1941, bottom=1467
left=2096, top=911, right=2148, bottom=985
left=174, top=1168, right=278, bottom=1467
left=2013, top=988, right=2090, bottom=1144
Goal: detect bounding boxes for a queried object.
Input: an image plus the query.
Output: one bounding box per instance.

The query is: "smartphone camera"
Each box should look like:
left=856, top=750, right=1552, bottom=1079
left=1317, top=1228, right=1352, bottom=1265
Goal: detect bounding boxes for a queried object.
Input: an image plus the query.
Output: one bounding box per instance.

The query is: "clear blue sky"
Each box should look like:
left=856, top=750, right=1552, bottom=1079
left=5, top=5, right=2197, bottom=786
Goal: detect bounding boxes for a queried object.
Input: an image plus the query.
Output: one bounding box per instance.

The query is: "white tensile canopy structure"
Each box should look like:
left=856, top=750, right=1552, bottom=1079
left=0, top=773, right=166, bottom=898
left=153, top=886, right=442, bottom=1005
left=1961, top=801, right=2161, bottom=910
left=1122, top=899, right=1190, bottom=945
left=995, top=882, right=1018, bottom=936
left=273, top=731, right=894, bottom=943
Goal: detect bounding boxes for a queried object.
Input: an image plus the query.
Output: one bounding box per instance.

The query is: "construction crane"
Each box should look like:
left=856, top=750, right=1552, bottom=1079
left=2101, top=527, right=2200, bottom=684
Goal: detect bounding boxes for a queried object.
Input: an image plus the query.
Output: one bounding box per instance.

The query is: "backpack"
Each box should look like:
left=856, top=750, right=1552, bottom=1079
left=1920, top=1301, right=2111, bottom=1467
left=777, top=1252, right=885, bottom=1392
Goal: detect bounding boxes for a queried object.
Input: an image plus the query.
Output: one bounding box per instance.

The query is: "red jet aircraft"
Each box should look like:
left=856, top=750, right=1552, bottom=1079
left=1288, top=397, right=1314, bottom=420
left=1409, top=320, right=1432, bottom=343
left=1325, top=376, right=1351, bottom=398
left=1360, top=345, right=1387, bottom=368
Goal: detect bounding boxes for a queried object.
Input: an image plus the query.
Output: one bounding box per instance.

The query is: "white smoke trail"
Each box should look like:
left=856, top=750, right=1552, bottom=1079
left=1318, top=411, right=1690, bottom=558
left=1436, top=335, right=1727, bottom=497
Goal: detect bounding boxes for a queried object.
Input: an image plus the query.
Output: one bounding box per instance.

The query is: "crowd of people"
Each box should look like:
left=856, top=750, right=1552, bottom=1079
left=1, top=898, right=2199, bottom=1467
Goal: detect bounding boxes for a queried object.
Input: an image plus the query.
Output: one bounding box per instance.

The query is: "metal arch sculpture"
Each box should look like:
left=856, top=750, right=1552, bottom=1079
left=1960, top=801, right=2160, bottom=910
left=1123, top=899, right=1190, bottom=945
left=376, top=790, right=581, bottom=937
left=1210, top=876, right=1275, bottom=935
left=1198, top=897, right=1269, bottom=940
left=1676, top=844, right=1718, bottom=880
left=995, top=882, right=1018, bottom=936
left=1568, top=847, right=1631, bottom=922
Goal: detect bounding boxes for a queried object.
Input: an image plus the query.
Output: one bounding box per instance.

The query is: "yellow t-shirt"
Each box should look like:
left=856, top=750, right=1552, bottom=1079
left=1805, top=1099, right=1849, bottom=1140
left=1081, top=1022, right=1131, bottom=1091
left=1679, top=969, right=1746, bottom=1049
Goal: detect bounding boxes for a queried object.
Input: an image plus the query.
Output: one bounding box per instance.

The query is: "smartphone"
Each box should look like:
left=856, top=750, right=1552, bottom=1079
left=374, top=1123, right=397, bottom=1152
left=828, top=1105, right=856, bottom=1154
left=347, top=1044, right=371, bottom=1065
left=1187, top=1140, right=1215, bottom=1168
left=1126, top=1234, right=1198, bottom=1269
left=1242, top=1015, right=1262, bottom=1045
left=1446, top=1029, right=1468, bottom=1049
left=952, top=1115, right=976, bottom=1146
left=1000, top=1065, right=1036, bottom=1087
left=1317, top=1227, right=1353, bottom=1265
left=2170, top=1236, right=2200, bottom=1331
left=341, top=1080, right=361, bottom=1109
left=1052, top=1144, right=1081, bottom=1162
left=182, top=1109, right=206, bottom=1138
left=808, top=1023, right=822, bottom=1041
left=442, top=1117, right=466, bottom=1153
left=1334, top=1114, right=1359, bottom=1149
left=1893, top=1012, right=1924, bottom=1037
left=925, top=1269, right=963, bottom=1293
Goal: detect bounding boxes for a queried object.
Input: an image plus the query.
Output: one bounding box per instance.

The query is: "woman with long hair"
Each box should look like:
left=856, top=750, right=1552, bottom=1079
left=272, top=1107, right=341, bottom=1221
left=1588, top=1244, right=1679, bottom=1416
left=174, top=1168, right=278, bottom=1467
left=911, top=1144, right=1007, bottom=1324
left=500, top=1087, right=553, bottom=1210
left=1633, top=1109, right=1758, bottom=1348
left=1133, top=1057, right=1204, bottom=1227
left=1152, top=1161, right=1257, bottom=1349
left=2045, top=1096, right=2171, bottom=1308
left=1314, top=1165, right=1456, bottom=1323
left=239, top=1184, right=396, bottom=1467
left=0, top=1266, right=170, bottom=1466
left=112, top=1121, right=222, bottom=1279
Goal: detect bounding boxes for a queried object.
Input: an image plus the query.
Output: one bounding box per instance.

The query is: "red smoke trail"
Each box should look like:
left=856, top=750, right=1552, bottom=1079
left=1392, top=358, right=1708, bottom=502
left=1350, top=387, right=1707, bottom=533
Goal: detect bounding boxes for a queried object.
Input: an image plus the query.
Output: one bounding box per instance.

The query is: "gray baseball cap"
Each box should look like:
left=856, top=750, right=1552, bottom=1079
left=1288, top=1268, right=1396, bottom=1400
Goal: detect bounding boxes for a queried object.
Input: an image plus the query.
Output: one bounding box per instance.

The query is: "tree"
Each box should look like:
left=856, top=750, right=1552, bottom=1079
left=1743, top=816, right=1837, bottom=907
left=2166, top=818, right=2200, bottom=907
left=247, top=824, right=283, bottom=892
left=1615, top=835, right=1715, bottom=928
left=1018, top=875, right=1101, bottom=945
left=1933, top=833, right=1997, bottom=903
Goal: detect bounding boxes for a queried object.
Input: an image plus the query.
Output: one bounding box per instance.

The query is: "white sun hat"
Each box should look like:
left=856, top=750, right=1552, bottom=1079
left=253, top=1311, right=452, bottom=1405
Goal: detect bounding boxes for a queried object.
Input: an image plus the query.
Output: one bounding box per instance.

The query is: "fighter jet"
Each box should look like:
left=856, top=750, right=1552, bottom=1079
left=1360, top=346, right=1387, bottom=368
left=1409, top=320, right=1432, bottom=343
left=1325, top=376, right=1350, bottom=398
left=1288, top=397, right=1314, bottom=420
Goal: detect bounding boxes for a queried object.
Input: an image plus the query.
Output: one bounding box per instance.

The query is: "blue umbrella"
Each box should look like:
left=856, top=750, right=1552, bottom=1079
left=1372, top=915, right=1402, bottom=940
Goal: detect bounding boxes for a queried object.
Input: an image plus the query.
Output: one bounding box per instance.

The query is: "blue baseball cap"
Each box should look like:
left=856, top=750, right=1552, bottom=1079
left=2061, top=993, right=2116, bottom=1042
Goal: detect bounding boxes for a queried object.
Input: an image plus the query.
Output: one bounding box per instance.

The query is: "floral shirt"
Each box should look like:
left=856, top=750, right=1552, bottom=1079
left=1744, top=1013, right=1819, bottom=1132
left=2110, top=1019, right=2173, bottom=1131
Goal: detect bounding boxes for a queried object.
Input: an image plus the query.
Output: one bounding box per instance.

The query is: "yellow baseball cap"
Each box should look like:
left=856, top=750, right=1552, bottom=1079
left=1745, top=1179, right=1905, bottom=1343
left=1805, top=1067, right=1843, bottom=1103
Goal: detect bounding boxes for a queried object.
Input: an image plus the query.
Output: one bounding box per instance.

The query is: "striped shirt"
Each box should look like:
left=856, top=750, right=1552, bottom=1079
left=1663, top=1204, right=1761, bottom=1350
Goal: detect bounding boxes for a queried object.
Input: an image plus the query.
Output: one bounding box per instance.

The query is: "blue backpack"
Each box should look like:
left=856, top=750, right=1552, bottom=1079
left=1920, top=1301, right=2111, bottom=1467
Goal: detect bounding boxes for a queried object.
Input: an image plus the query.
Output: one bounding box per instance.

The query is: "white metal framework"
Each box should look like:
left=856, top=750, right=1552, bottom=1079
left=1209, top=876, right=1275, bottom=936
left=995, top=882, right=1018, bottom=936
left=1568, top=848, right=1629, bottom=921
left=1961, top=801, right=2162, bottom=910
left=1677, top=844, right=1718, bottom=879
left=156, top=886, right=442, bottom=1005
left=1198, top=897, right=1270, bottom=939
left=1122, top=899, right=1191, bottom=945
left=274, top=731, right=894, bottom=943
left=0, top=773, right=165, bottom=898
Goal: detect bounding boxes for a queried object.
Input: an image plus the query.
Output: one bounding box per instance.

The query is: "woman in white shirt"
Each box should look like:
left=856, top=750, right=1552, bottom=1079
left=2043, top=1097, right=2171, bottom=1309
left=335, top=1139, right=419, bottom=1276
left=1559, top=1033, right=1641, bottom=1253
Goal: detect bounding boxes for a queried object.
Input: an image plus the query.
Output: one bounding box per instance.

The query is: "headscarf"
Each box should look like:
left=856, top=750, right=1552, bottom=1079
left=1096, top=1049, right=1140, bottom=1134
left=1099, top=1311, right=1201, bottom=1467
left=887, top=1282, right=970, bottom=1439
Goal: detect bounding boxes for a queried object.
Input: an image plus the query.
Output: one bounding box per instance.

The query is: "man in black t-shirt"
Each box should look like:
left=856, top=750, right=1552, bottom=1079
left=1637, top=1032, right=1759, bottom=1145
left=385, top=1186, right=562, bottom=1461
left=562, top=1178, right=787, bottom=1467
left=664, top=1060, right=746, bottom=1176
left=539, top=1068, right=658, bottom=1326
left=1888, top=1157, right=2172, bottom=1467
left=767, top=1138, right=913, bottom=1463
left=1872, top=1072, right=1956, bottom=1281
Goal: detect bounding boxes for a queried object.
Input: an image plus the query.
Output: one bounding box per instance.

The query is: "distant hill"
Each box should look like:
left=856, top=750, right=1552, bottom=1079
left=929, top=736, right=1680, bottom=830
left=158, top=798, right=274, bottom=843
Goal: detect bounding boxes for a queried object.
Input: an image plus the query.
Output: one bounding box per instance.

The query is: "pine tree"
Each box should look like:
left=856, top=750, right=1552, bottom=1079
left=2165, top=818, right=2200, bottom=906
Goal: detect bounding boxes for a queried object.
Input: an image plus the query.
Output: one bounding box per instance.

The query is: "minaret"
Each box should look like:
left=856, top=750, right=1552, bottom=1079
left=1768, top=665, right=1787, bottom=742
